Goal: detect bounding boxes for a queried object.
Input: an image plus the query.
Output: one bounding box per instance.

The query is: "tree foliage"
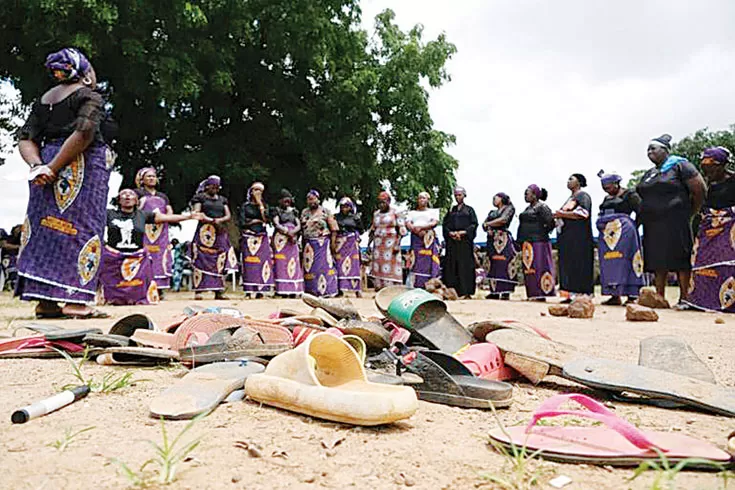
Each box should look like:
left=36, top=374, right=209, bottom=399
left=0, top=1, right=458, bottom=214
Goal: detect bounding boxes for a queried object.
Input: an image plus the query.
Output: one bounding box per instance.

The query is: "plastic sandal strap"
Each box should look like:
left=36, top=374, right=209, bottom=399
left=526, top=393, right=662, bottom=451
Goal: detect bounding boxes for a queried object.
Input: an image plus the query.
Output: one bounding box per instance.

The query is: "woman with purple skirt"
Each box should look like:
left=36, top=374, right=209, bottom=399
left=686, top=147, right=735, bottom=312
left=596, top=171, right=643, bottom=305
left=301, top=190, right=339, bottom=297
left=405, top=191, right=440, bottom=289
left=272, top=189, right=305, bottom=297
left=482, top=192, right=517, bottom=300
left=135, top=167, right=173, bottom=294
left=517, top=185, right=556, bottom=301
left=15, top=48, right=113, bottom=318
left=334, top=197, right=363, bottom=297
left=238, top=182, right=274, bottom=298
left=190, top=175, right=237, bottom=300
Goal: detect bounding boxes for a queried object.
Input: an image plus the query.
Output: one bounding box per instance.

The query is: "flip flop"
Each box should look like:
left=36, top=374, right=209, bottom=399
left=109, top=314, right=155, bottom=337
left=171, top=314, right=250, bottom=351
left=638, top=335, right=716, bottom=384
left=309, top=308, right=341, bottom=329
left=130, top=330, right=175, bottom=350
left=302, top=293, right=360, bottom=320
left=150, top=360, right=265, bottom=420
left=485, top=329, right=581, bottom=384
left=0, top=335, right=86, bottom=358
left=398, top=348, right=513, bottom=409
left=378, top=287, right=473, bottom=354
left=467, top=319, right=550, bottom=342
left=179, top=327, right=292, bottom=364
left=18, top=324, right=103, bottom=342
left=96, top=347, right=179, bottom=365
left=83, top=333, right=131, bottom=348
left=563, top=358, right=735, bottom=418
left=489, top=393, right=732, bottom=467
left=338, top=319, right=390, bottom=350
left=245, top=333, right=418, bottom=426
left=61, top=306, right=110, bottom=319
left=456, top=343, right=518, bottom=381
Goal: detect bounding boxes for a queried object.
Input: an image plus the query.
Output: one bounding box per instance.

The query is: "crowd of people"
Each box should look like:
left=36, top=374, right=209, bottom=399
left=9, top=47, right=735, bottom=317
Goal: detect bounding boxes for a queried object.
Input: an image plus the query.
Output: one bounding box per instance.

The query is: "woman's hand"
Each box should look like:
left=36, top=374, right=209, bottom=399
left=31, top=165, right=57, bottom=186
left=190, top=212, right=207, bottom=221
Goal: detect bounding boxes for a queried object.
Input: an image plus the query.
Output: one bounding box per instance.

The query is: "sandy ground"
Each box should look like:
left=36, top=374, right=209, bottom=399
left=0, top=289, right=733, bottom=490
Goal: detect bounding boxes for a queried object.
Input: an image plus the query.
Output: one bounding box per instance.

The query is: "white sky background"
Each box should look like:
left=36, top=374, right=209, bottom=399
left=3, top=0, right=735, bottom=240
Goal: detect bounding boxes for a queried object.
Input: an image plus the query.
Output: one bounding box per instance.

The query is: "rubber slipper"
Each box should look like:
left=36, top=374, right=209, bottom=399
left=302, top=293, right=360, bottom=320
left=378, top=286, right=473, bottom=354
left=398, top=347, right=513, bottom=409
left=83, top=333, right=131, bottom=348
left=456, top=343, right=518, bottom=381
left=150, top=360, right=265, bottom=419
left=61, top=306, right=109, bottom=319
left=110, top=314, right=155, bottom=337
left=130, top=330, right=175, bottom=350
left=179, top=327, right=291, bottom=364
left=563, top=358, right=735, bottom=418
left=171, top=314, right=250, bottom=351
left=338, top=319, right=390, bottom=350
left=467, top=319, right=550, bottom=342
left=0, top=335, right=85, bottom=358
left=639, top=335, right=715, bottom=383
left=309, top=308, right=341, bottom=329
left=489, top=393, right=732, bottom=467
left=96, top=347, right=179, bottom=365
left=245, top=333, right=418, bottom=426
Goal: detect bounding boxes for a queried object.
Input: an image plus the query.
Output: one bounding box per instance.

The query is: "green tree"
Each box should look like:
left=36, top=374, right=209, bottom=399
left=0, top=1, right=457, bottom=215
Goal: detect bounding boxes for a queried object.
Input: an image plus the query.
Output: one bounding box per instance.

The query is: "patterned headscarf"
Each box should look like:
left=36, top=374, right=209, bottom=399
left=377, top=191, right=392, bottom=203
left=528, top=184, right=542, bottom=198
left=196, top=175, right=221, bottom=194
left=117, top=188, right=139, bottom=206
left=495, top=192, right=511, bottom=205
left=597, top=170, right=622, bottom=185
left=701, top=146, right=732, bottom=166
left=45, top=48, right=91, bottom=83
left=649, top=134, right=673, bottom=151
left=135, top=167, right=157, bottom=188
left=454, top=186, right=467, bottom=196
left=338, top=197, right=357, bottom=214
left=307, top=189, right=320, bottom=200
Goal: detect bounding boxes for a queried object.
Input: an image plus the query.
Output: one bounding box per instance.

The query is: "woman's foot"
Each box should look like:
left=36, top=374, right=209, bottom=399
left=35, top=300, right=63, bottom=318
left=560, top=297, right=573, bottom=304
left=194, top=292, right=203, bottom=301
left=624, top=296, right=638, bottom=305
left=485, top=293, right=500, bottom=300
left=255, top=293, right=263, bottom=299
left=530, top=297, right=546, bottom=302
left=602, top=296, right=622, bottom=306
left=60, top=304, right=109, bottom=319
left=672, top=301, right=692, bottom=311
left=355, top=291, right=363, bottom=298
left=500, top=293, right=510, bottom=301
left=214, top=291, right=229, bottom=300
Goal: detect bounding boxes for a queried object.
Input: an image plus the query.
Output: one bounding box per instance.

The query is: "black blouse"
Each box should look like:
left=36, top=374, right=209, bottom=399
left=484, top=204, right=515, bottom=231
left=238, top=202, right=269, bottom=233
left=272, top=206, right=299, bottom=226
left=442, top=204, right=478, bottom=242
left=637, top=160, right=700, bottom=220
left=599, top=189, right=641, bottom=216
left=336, top=212, right=362, bottom=234
left=191, top=193, right=228, bottom=219
left=705, top=175, right=735, bottom=210
left=18, top=87, right=105, bottom=145
left=106, top=209, right=156, bottom=252
left=517, top=202, right=554, bottom=243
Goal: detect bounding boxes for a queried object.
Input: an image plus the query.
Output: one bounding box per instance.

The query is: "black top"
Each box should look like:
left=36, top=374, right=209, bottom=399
left=559, top=191, right=592, bottom=235
left=485, top=204, right=515, bottom=231
left=191, top=193, right=228, bottom=219
left=272, top=206, right=299, bottom=226
left=637, top=160, right=699, bottom=221
left=599, top=189, right=641, bottom=216
left=238, top=202, right=269, bottom=234
left=517, top=202, right=554, bottom=243
left=704, top=175, right=735, bottom=209
left=442, top=204, right=478, bottom=242
left=336, top=212, right=362, bottom=234
left=106, top=209, right=156, bottom=251
left=17, top=87, right=106, bottom=145
left=135, top=189, right=170, bottom=208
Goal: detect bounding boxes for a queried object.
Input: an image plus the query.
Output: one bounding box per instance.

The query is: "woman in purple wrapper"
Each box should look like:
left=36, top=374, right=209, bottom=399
left=238, top=182, right=275, bottom=298
left=686, top=147, right=735, bottom=312
left=271, top=189, right=304, bottom=297
left=100, top=189, right=203, bottom=305
left=190, top=175, right=237, bottom=300
left=517, top=185, right=556, bottom=301
left=135, top=167, right=174, bottom=295
left=406, top=191, right=440, bottom=289
left=596, top=170, right=643, bottom=305
left=301, top=190, right=339, bottom=297
left=333, top=197, right=363, bottom=297
left=15, top=48, right=114, bottom=318
left=482, top=192, right=517, bottom=300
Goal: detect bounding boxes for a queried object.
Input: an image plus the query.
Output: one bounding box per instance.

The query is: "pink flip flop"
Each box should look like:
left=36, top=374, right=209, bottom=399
left=456, top=343, right=518, bottom=381
left=489, top=393, right=733, bottom=467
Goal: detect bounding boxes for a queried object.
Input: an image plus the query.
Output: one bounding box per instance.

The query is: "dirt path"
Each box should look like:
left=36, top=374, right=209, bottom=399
left=0, top=291, right=731, bottom=489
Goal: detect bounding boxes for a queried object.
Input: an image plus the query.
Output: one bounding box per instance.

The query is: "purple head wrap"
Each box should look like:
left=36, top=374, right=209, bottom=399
left=338, top=197, right=357, bottom=214
left=597, top=170, right=622, bottom=185
left=196, top=175, right=221, bottom=194
left=135, top=167, right=157, bottom=188
left=247, top=181, right=265, bottom=202
left=528, top=184, right=542, bottom=198
left=307, top=189, right=320, bottom=200
left=701, top=147, right=731, bottom=165
left=45, top=48, right=91, bottom=83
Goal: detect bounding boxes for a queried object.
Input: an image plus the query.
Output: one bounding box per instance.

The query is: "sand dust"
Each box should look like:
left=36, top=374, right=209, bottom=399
left=0, top=290, right=732, bottom=489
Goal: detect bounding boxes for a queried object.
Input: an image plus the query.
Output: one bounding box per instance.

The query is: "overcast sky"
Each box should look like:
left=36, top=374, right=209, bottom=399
left=3, top=0, right=735, bottom=237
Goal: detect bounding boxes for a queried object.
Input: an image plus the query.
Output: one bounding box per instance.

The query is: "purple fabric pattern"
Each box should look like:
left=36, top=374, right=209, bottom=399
left=520, top=241, right=556, bottom=299
left=303, top=237, right=338, bottom=297
left=138, top=190, right=172, bottom=289
left=408, top=231, right=440, bottom=288
left=686, top=207, right=735, bottom=312
left=15, top=140, right=112, bottom=304
left=335, top=231, right=361, bottom=292
left=485, top=229, right=518, bottom=293
left=240, top=231, right=275, bottom=292
left=45, top=48, right=90, bottom=82
left=190, top=222, right=237, bottom=292
left=272, top=224, right=304, bottom=294
left=596, top=213, right=644, bottom=297
left=99, top=246, right=158, bottom=305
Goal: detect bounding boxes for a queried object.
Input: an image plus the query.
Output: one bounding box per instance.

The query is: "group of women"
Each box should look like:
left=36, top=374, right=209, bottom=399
left=12, top=47, right=735, bottom=315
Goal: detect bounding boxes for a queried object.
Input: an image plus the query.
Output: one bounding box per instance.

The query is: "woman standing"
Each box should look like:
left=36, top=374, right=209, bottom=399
left=190, top=175, right=237, bottom=300
left=238, top=182, right=274, bottom=298
left=15, top=48, right=112, bottom=318
left=517, top=185, right=556, bottom=300
left=482, top=193, right=518, bottom=300
left=272, top=189, right=304, bottom=297
left=334, top=197, right=363, bottom=296
left=100, top=189, right=201, bottom=305
left=369, top=192, right=407, bottom=290
left=637, top=134, right=706, bottom=309
left=686, top=147, right=735, bottom=312
left=301, top=190, right=339, bottom=297
left=596, top=171, right=643, bottom=305
left=135, top=167, right=173, bottom=294
left=554, top=174, right=594, bottom=300
left=442, top=187, right=478, bottom=298
left=406, top=191, right=441, bottom=289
